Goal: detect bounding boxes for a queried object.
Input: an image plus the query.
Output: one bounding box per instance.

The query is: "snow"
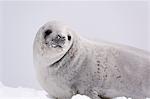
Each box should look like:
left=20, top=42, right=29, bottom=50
left=0, top=82, right=48, bottom=99
left=0, top=82, right=149, bottom=99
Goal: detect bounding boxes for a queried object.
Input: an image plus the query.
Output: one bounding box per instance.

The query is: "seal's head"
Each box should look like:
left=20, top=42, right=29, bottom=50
left=33, top=21, right=74, bottom=66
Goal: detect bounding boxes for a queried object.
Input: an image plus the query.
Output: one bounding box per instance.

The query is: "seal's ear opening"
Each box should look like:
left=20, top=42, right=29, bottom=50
left=67, top=34, right=71, bottom=41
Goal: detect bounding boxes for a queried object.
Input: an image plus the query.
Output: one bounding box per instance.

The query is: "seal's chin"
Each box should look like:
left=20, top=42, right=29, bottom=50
left=49, top=40, right=73, bottom=67
left=43, top=37, right=73, bottom=66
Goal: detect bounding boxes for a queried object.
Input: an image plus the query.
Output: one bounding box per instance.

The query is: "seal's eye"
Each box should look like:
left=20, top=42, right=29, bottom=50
left=67, top=35, right=71, bottom=41
left=44, top=29, right=52, bottom=39
left=45, top=29, right=52, bottom=35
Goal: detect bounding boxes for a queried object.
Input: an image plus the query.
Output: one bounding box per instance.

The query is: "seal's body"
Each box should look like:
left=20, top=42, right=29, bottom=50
left=33, top=21, right=150, bottom=99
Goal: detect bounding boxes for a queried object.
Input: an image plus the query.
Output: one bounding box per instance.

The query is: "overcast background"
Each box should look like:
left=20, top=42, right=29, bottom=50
left=0, top=1, right=149, bottom=89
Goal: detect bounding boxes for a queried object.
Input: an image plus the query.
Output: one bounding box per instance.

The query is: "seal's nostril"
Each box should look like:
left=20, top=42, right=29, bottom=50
left=44, top=29, right=52, bottom=39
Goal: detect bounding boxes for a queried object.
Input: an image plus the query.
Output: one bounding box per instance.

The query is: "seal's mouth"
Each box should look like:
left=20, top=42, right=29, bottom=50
left=49, top=40, right=74, bottom=67
left=45, top=34, right=66, bottom=48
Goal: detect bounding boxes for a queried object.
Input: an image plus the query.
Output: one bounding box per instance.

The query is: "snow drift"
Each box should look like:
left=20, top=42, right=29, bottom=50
left=0, top=82, right=149, bottom=99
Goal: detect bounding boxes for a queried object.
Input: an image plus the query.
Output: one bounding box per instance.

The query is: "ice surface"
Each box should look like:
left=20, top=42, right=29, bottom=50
left=0, top=82, right=149, bottom=99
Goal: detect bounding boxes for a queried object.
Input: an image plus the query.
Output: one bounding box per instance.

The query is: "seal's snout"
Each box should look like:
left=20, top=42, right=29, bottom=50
left=44, top=28, right=66, bottom=48
left=54, top=35, right=66, bottom=44
left=44, top=29, right=52, bottom=39
left=50, top=34, right=66, bottom=48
